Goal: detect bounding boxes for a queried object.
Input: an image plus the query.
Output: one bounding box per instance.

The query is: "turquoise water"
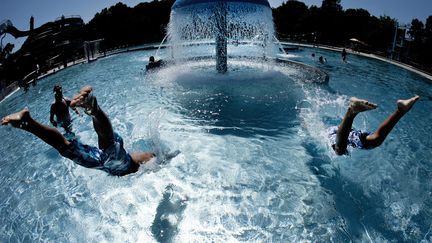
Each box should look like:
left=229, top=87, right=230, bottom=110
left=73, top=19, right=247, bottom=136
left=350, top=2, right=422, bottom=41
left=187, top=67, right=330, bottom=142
left=0, top=47, right=431, bottom=242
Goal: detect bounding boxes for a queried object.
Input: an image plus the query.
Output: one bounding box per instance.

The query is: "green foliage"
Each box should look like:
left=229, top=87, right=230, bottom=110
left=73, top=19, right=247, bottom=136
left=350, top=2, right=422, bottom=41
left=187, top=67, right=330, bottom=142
left=407, top=17, right=432, bottom=68
left=321, top=0, right=342, bottom=12
left=84, top=0, right=174, bottom=49
left=426, top=16, right=432, bottom=35
left=408, top=19, right=424, bottom=41
left=272, top=0, right=431, bottom=71
left=273, top=1, right=309, bottom=35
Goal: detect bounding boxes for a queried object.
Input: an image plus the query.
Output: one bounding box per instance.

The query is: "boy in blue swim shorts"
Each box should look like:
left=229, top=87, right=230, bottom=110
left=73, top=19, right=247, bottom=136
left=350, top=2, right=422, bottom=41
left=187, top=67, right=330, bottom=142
left=1, top=86, right=155, bottom=176
left=329, top=96, right=419, bottom=155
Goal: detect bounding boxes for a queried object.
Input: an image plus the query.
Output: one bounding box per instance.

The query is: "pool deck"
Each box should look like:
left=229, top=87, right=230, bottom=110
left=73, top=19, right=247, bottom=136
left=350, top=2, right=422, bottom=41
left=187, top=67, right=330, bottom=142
left=0, top=43, right=166, bottom=103
left=278, top=41, right=432, bottom=81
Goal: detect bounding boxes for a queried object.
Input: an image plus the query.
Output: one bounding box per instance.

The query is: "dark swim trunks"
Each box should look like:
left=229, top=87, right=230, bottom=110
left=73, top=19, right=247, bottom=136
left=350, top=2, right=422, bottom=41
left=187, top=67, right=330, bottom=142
left=58, top=119, right=72, bottom=132
left=59, top=133, right=138, bottom=176
left=327, top=126, right=373, bottom=150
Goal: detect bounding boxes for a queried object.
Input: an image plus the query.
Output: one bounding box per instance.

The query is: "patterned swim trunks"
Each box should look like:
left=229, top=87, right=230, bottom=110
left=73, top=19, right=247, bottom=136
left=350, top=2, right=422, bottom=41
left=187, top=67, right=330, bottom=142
left=327, top=126, right=372, bottom=150
left=60, top=133, right=138, bottom=176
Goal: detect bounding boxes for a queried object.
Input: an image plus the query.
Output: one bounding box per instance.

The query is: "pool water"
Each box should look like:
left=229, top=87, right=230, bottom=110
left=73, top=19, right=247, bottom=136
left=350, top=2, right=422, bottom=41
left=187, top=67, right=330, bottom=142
left=0, top=47, right=431, bottom=242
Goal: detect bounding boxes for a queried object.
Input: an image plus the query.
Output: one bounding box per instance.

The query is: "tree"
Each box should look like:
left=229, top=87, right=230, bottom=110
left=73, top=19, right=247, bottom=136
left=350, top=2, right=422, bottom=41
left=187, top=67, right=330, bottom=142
left=321, top=0, right=342, bottom=12
left=366, top=16, right=396, bottom=51
left=85, top=0, right=174, bottom=48
left=342, top=8, right=371, bottom=42
left=425, top=15, right=432, bottom=37
left=273, top=0, right=309, bottom=36
left=316, top=0, right=344, bottom=43
left=421, top=16, right=432, bottom=68
left=408, top=19, right=424, bottom=42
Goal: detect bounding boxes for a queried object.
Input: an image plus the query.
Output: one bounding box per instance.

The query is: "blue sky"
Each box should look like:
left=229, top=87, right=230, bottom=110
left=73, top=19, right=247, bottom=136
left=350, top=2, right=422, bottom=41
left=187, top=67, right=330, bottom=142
left=1, top=0, right=431, bottom=51
left=286, top=0, right=432, bottom=24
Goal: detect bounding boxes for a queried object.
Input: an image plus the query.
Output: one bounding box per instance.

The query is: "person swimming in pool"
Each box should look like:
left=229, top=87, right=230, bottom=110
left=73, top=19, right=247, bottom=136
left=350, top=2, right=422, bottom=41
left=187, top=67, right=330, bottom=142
left=1, top=85, right=156, bottom=176
left=146, top=56, right=164, bottom=71
left=319, top=56, right=327, bottom=64
left=328, top=95, right=420, bottom=155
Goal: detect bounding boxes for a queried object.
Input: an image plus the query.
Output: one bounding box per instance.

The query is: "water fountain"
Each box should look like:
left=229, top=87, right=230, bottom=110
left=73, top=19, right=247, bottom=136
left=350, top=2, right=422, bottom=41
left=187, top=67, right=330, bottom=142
left=166, top=0, right=328, bottom=83
left=169, top=0, right=276, bottom=73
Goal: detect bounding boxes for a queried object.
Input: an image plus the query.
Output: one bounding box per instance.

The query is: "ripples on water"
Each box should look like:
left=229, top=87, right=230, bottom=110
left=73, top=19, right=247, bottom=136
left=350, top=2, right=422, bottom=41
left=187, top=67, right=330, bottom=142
left=0, top=49, right=431, bottom=242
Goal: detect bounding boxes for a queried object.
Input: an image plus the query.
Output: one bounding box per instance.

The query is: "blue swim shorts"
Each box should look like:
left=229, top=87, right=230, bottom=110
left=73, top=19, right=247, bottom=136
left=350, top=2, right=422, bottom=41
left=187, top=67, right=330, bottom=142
left=60, top=133, right=138, bottom=176
left=327, top=126, right=372, bottom=150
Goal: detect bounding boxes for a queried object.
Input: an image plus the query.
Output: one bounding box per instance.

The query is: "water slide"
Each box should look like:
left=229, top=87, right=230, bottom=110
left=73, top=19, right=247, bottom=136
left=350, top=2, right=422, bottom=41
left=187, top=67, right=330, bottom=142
left=0, top=20, right=30, bottom=38
left=1, top=17, right=83, bottom=40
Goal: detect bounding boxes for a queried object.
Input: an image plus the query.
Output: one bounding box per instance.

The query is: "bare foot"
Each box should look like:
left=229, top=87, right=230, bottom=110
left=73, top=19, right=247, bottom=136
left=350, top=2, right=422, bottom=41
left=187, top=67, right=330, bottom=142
left=70, top=86, right=98, bottom=115
left=1, top=108, right=31, bottom=128
left=349, top=97, right=378, bottom=114
left=397, top=95, right=420, bottom=113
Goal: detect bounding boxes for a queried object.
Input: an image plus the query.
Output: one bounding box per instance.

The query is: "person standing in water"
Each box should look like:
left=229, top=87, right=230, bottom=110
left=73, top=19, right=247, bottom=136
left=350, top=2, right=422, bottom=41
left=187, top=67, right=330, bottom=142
left=328, top=95, right=420, bottom=155
left=341, top=48, right=347, bottom=62
left=50, top=84, right=80, bottom=134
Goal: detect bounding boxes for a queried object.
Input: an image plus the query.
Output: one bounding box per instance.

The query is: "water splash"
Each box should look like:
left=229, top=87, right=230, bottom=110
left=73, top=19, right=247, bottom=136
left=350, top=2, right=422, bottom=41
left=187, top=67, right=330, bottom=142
left=168, top=0, right=276, bottom=71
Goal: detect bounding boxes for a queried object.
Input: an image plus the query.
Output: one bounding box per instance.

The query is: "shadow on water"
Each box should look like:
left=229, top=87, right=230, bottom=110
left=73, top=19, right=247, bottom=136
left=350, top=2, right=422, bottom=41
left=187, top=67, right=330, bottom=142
left=151, top=185, right=187, bottom=243
left=302, top=141, right=410, bottom=242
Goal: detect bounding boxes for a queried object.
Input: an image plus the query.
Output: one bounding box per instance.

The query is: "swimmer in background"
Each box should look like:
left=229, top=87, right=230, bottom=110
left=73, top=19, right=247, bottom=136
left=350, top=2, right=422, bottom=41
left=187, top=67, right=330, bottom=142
left=341, top=48, right=347, bottom=62
left=50, top=84, right=80, bottom=134
left=328, top=95, right=420, bottom=155
left=2, top=85, right=156, bottom=176
left=146, top=56, right=164, bottom=71
left=319, top=56, right=327, bottom=64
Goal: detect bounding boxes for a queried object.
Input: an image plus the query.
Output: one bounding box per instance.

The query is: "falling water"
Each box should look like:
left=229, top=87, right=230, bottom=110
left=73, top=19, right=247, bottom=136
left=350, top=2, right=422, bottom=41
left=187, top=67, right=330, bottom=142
left=167, top=0, right=276, bottom=72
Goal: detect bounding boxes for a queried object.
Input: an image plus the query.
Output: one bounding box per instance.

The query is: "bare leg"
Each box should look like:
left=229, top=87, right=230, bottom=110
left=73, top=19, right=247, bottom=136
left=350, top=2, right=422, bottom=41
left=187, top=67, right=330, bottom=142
left=334, top=97, right=378, bottom=155
left=71, top=85, right=157, bottom=169
left=364, top=95, right=419, bottom=148
left=1, top=108, right=70, bottom=152
left=71, top=86, right=114, bottom=149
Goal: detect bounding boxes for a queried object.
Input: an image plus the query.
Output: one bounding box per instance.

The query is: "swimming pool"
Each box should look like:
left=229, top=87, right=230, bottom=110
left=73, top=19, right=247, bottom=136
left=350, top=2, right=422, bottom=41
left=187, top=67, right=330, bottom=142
left=0, top=47, right=431, bottom=242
